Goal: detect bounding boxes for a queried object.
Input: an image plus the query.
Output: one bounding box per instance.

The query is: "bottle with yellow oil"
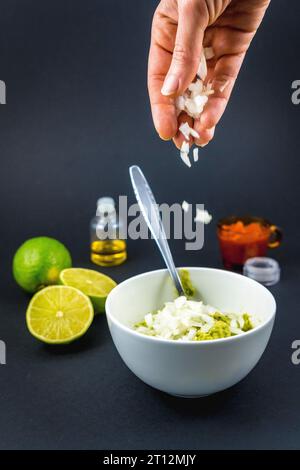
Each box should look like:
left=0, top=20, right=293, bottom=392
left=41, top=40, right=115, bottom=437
left=90, top=197, right=127, bottom=267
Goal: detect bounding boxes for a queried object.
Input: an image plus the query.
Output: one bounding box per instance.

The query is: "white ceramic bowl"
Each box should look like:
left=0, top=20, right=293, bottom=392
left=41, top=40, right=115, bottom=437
left=106, top=267, right=276, bottom=397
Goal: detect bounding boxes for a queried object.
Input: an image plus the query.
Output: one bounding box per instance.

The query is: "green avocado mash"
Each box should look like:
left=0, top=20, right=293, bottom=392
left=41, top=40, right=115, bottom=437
left=193, top=313, right=253, bottom=341
left=179, top=269, right=196, bottom=298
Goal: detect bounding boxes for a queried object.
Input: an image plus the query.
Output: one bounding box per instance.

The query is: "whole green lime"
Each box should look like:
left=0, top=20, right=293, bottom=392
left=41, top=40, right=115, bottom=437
left=13, top=237, right=72, bottom=293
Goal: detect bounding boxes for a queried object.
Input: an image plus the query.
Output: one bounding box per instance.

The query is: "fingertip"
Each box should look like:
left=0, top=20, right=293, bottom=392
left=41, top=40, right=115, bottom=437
left=200, top=111, right=217, bottom=130
left=152, top=105, right=178, bottom=141
left=193, top=124, right=215, bottom=147
left=161, top=74, right=179, bottom=97
left=157, top=119, right=177, bottom=140
left=172, top=136, right=182, bottom=150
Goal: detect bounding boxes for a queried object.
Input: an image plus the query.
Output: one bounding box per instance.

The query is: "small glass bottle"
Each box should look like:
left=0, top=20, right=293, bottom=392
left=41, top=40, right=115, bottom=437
left=90, top=197, right=127, bottom=267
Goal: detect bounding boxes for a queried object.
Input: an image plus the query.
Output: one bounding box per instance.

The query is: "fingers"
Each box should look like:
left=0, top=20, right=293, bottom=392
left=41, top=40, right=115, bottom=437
left=148, top=0, right=208, bottom=141
left=193, top=123, right=215, bottom=147
left=148, top=1, right=245, bottom=146
left=148, top=40, right=178, bottom=140
left=161, top=0, right=208, bottom=97
left=199, top=53, right=245, bottom=130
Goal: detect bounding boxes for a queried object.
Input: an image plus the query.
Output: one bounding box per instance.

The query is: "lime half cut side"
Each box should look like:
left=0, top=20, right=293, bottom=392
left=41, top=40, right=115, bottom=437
left=26, top=285, right=94, bottom=344
left=59, top=268, right=117, bottom=314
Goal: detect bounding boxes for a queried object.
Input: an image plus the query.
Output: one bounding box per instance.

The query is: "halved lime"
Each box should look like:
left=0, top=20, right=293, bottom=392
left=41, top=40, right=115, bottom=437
left=59, top=268, right=117, bottom=314
left=26, top=285, right=94, bottom=344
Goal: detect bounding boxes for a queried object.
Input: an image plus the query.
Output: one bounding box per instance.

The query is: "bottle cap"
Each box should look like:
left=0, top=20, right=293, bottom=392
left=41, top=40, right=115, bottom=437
left=97, top=197, right=115, bottom=214
left=243, top=257, right=280, bottom=286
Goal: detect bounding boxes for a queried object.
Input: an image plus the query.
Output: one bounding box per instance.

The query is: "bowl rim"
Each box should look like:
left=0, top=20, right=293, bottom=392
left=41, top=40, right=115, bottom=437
left=105, top=267, right=276, bottom=346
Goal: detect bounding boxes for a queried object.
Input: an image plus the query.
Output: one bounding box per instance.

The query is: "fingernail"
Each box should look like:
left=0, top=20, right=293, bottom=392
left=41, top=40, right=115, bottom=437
left=200, top=142, right=208, bottom=148
left=161, top=74, right=179, bottom=96
left=159, top=135, right=171, bottom=141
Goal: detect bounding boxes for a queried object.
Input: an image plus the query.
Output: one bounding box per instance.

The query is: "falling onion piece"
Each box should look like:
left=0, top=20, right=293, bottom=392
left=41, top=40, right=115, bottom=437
left=181, top=141, right=189, bottom=153
left=180, top=152, right=191, bottom=168
left=180, top=141, right=191, bottom=168
left=194, top=208, right=212, bottom=224
left=193, top=148, right=199, bottom=162
left=182, top=201, right=189, bottom=212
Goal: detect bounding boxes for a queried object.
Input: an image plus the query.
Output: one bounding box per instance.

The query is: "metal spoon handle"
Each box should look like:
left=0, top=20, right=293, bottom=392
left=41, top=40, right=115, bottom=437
left=129, top=165, right=184, bottom=296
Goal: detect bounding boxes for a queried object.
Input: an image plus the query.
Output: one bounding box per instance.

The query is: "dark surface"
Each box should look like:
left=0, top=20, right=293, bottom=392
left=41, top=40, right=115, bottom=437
left=0, top=0, right=300, bottom=450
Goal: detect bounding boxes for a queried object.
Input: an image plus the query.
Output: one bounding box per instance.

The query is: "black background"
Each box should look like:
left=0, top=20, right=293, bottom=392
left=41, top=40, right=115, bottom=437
left=0, top=0, right=300, bottom=450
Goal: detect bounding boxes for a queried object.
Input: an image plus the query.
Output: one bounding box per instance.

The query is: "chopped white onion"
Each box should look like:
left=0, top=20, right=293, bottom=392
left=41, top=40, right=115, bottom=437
left=174, top=45, right=214, bottom=166
left=176, top=95, right=185, bottom=112
left=180, top=153, right=191, bottom=168
left=181, top=141, right=189, bottom=153
left=194, top=208, right=212, bottom=224
left=145, top=313, right=153, bottom=327
left=193, top=147, right=199, bottom=162
left=182, top=200, right=189, bottom=212
left=134, top=296, right=260, bottom=341
left=188, top=80, right=203, bottom=97
left=179, top=122, right=200, bottom=140
left=180, top=141, right=191, bottom=167
left=179, top=122, right=191, bottom=140
left=189, top=127, right=200, bottom=139
left=194, top=94, right=208, bottom=111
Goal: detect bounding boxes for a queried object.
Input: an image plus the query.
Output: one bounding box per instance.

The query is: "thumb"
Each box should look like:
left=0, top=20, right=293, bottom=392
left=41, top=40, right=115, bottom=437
left=161, top=0, right=208, bottom=97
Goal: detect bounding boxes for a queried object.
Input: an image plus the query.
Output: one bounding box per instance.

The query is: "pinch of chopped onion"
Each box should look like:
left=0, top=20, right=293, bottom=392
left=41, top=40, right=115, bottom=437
left=188, top=80, right=203, bottom=97
left=194, top=94, right=208, bottom=109
left=185, top=98, right=199, bottom=117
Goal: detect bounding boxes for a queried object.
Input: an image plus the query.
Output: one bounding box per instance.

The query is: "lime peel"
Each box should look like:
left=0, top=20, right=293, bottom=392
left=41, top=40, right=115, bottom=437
left=59, top=268, right=117, bottom=314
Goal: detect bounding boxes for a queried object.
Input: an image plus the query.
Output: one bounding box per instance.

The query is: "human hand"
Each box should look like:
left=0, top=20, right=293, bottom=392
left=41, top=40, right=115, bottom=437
left=148, top=0, right=270, bottom=148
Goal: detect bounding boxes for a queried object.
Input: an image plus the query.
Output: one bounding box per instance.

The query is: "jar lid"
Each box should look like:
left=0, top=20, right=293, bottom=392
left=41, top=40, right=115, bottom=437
left=243, top=257, right=280, bottom=286
left=97, top=197, right=115, bottom=214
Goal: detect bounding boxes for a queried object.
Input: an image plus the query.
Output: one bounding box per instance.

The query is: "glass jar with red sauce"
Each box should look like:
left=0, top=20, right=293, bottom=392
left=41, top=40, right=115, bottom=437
left=217, top=216, right=282, bottom=272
